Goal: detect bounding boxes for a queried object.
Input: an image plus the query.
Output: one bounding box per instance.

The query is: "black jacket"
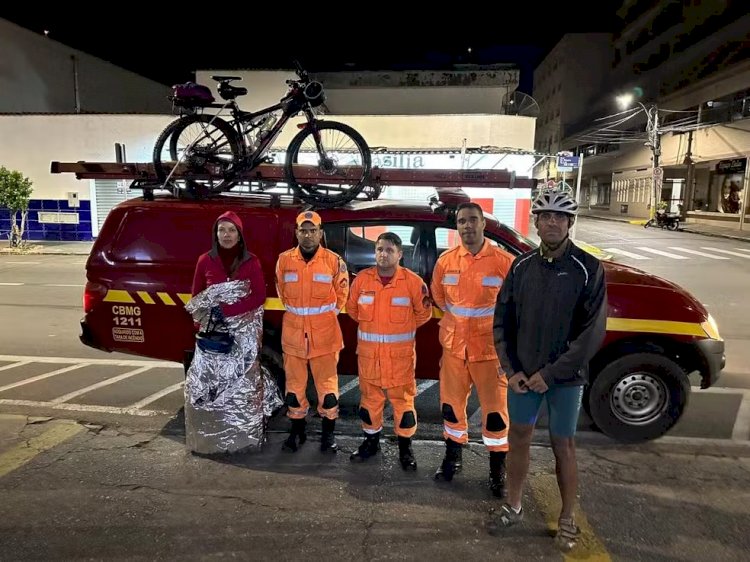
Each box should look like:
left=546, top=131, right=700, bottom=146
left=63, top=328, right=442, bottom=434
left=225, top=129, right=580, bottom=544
left=493, top=240, right=608, bottom=386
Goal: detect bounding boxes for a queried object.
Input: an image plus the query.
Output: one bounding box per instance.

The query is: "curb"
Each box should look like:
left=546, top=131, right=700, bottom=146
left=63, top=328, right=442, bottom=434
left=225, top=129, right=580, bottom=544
left=580, top=215, right=750, bottom=243
left=680, top=228, right=750, bottom=243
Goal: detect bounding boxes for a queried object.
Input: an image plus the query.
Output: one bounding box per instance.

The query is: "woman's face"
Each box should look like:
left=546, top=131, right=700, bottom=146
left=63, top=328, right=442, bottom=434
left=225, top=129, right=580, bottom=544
left=217, top=220, right=240, bottom=249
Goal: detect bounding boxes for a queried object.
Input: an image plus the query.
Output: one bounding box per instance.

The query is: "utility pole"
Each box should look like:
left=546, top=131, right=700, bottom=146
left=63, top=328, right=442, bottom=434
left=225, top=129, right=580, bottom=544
left=643, top=104, right=662, bottom=220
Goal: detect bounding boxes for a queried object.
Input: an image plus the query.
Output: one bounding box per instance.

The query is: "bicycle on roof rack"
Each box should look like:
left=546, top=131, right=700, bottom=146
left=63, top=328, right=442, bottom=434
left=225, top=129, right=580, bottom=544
left=151, top=61, right=372, bottom=208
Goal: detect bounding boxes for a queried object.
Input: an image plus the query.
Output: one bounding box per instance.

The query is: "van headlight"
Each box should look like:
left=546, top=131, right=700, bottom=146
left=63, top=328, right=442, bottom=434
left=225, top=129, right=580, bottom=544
left=701, top=314, right=722, bottom=341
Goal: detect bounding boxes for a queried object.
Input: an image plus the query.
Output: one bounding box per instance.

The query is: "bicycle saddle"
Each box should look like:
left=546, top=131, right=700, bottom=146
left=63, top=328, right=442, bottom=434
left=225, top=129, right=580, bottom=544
left=218, top=83, right=248, bottom=100
left=211, top=75, right=242, bottom=82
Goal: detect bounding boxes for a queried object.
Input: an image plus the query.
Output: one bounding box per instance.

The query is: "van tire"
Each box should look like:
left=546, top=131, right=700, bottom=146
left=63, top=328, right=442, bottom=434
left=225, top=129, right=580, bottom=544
left=588, top=352, right=689, bottom=443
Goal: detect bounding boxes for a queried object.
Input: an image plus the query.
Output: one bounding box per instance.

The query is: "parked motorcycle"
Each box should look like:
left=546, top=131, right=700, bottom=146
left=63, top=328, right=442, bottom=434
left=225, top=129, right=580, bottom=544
left=644, top=208, right=680, bottom=231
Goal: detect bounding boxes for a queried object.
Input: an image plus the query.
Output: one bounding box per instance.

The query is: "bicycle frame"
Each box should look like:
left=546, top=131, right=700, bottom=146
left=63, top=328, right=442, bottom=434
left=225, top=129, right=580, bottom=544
left=194, top=94, right=321, bottom=175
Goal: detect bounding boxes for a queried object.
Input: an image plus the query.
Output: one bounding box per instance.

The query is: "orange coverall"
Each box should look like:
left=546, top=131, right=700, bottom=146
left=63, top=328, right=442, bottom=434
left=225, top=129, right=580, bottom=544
left=346, top=266, right=432, bottom=437
left=275, top=246, right=349, bottom=420
left=430, top=240, right=514, bottom=452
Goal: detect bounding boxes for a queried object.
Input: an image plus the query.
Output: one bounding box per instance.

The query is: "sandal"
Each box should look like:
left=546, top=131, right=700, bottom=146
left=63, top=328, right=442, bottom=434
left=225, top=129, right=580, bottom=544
left=496, top=503, right=524, bottom=527
left=555, top=517, right=581, bottom=551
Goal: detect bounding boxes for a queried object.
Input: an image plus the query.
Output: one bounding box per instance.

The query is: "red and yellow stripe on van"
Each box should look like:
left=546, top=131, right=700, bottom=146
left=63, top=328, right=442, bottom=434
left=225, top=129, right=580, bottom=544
left=100, top=290, right=721, bottom=340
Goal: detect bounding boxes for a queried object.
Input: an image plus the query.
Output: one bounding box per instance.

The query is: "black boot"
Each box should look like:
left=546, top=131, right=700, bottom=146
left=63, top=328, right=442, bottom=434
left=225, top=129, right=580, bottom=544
left=320, top=417, right=338, bottom=453
left=434, top=438, right=463, bottom=481
left=282, top=418, right=307, bottom=452
left=489, top=451, right=507, bottom=498
left=398, top=436, right=417, bottom=471
left=350, top=431, right=381, bottom=462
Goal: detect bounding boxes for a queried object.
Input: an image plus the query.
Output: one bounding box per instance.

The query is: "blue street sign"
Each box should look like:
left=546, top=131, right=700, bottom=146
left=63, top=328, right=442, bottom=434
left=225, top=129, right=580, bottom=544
left=557, top=155, right=580, bottom=168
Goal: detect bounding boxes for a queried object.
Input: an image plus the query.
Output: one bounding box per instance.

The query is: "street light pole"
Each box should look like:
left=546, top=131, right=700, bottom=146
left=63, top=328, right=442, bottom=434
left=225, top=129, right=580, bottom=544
left=616, top=95, right=663, bottom=220
left=643, top=103, right=662, bottom=220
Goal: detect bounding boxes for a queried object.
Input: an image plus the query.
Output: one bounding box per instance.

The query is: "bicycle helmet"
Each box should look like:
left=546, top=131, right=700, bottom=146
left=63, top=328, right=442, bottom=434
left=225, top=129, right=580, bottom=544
left=531, top=189, right=579, bottom=216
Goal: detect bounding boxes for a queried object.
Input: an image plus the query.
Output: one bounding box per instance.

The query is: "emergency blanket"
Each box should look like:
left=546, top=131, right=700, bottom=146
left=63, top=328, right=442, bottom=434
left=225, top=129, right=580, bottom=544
left=184, top=280, right=283, bottom=455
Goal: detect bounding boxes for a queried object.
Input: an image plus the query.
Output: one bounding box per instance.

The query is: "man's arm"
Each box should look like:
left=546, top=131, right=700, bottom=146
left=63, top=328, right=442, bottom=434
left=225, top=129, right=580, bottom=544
left=412, top=277, right=433, bottom=329
left=539, top=262, right=608, bottom=385
left=494, top=263, right=524, bottom=378
left=274, top=255, right=286, bottom=307
left=430, top=258, right=446, bottom=312
left=332, top=256, right=349, bottom=313
left=346, top=274, right=361, bottom=323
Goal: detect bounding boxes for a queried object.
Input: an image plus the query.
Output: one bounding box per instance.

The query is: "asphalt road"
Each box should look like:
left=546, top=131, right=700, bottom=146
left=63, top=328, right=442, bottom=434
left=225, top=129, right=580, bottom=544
left=1, top=414, right=749, bottom=561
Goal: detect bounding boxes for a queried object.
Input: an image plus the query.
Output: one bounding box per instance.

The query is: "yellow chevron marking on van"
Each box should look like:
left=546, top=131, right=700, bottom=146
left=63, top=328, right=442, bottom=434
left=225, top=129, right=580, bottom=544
left=607, top=317, right=706, bottom=337
left=103, top=290, right=135, bottom=304
left=264, top=297, right=286, bottom=311
left=178, top=293, right=192, bottom=305
left=137, top=291, right=155, bottom=304
left=157, top=292, right=176, bottom=306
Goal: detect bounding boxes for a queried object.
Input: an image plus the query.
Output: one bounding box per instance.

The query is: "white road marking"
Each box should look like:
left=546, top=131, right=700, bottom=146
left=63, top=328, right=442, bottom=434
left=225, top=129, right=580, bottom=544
left=0, top=399, right=172, bottom=417
left=667, top=247, right=729, bottom=260
left=0, top=355, right=180, bottom=368
left=416, top=380, right=438, bottom=393
left=338, top=377, right=360, bottom=396
left=0, top=282, right=24, bottom=286
left=128, top=382, right=184, bottom=410
left=733, top=394, right=750, bottom=441
left=735, top=248, right=750, bottom=253
left=703, top=247, right=750, bottom=259
left=45, top=284, right=85, bottom=288
left=602, top=247, right=651, bottom=260
left=51, top=366, right=154, bottom=404
left=0, top=361, right=30, bottom=372
left=636, top=247, right=689, bottom=259
left=0, top=364, right=89, bottom=393
left=1, top=261, right=40, bottom=265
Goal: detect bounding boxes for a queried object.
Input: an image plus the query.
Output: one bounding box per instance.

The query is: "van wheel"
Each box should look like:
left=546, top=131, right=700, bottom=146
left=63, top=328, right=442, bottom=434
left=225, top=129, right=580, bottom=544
left=588, top=353, right=689, bottom=443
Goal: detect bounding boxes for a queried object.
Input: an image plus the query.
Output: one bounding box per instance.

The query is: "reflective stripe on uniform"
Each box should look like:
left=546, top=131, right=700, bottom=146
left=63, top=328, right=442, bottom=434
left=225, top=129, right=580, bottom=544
left=482, top=435, right=508, bottom=447
left=444, top=425, right=466, bottom=439
left=313, top=273, right=332, bottom=283
left=445, top=304, right=495, bottom=318
left=357, top=330, right=416, bottom=343
left=391, top=297, right=410, bottom=306
left=482, top=276, right=502, bottom=287
left=285, top=302, right=337, bottom=316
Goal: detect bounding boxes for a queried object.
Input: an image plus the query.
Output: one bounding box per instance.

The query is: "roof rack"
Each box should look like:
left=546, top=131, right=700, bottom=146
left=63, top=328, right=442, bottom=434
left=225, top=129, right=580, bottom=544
left=49, top=161, right=537, bottom=206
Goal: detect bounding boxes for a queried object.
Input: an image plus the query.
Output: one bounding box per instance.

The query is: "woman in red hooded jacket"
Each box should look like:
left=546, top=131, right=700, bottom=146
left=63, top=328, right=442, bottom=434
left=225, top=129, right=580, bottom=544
left=192, top=211, right=266, bottom=314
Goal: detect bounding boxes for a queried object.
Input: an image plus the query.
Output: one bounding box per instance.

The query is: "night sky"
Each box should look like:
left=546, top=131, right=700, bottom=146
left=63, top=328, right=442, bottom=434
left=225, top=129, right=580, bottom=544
left=3, top=5, right=622, bottom=92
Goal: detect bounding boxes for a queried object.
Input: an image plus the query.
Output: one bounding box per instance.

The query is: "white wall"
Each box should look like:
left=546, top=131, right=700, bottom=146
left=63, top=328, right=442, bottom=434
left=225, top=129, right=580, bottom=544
left=196, top=69, right=519, bottom=115
left=0, top=18, right=171, bottom=114
left=0, top=115, right=173, bottom=201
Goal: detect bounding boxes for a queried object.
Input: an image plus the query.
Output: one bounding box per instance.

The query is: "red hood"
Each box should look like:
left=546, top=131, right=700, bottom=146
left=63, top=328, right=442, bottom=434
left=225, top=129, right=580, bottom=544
left=602, top=261, right=709, bottom=322
left=209, top=211, right=249, bottom=260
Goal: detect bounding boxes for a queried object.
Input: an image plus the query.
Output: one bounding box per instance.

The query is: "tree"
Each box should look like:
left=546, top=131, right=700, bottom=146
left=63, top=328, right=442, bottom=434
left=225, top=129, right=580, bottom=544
left=0, top=166, right=34, bottom=248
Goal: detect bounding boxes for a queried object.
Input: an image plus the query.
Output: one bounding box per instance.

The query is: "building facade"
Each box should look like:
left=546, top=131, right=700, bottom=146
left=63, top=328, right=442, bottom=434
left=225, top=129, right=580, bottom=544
left=0, top=18, right=171, bottom=114
left=538, top=1, right=750, bottom=230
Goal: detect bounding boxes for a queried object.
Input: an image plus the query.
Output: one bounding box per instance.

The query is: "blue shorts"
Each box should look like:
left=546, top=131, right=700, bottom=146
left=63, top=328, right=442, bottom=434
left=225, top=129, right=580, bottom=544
left=508, top=384, right=584, bottom=437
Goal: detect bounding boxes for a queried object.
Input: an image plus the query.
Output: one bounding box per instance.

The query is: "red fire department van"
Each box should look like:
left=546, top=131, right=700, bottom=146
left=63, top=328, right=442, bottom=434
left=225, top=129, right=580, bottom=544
left=55, top=162, right=725, bottom=444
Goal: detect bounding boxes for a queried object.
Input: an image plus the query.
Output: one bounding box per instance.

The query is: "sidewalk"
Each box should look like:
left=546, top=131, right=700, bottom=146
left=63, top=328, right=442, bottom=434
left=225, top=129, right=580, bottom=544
left=0, top=240, right=94, bottom=256
left=580, top=208, right=750, bottom=242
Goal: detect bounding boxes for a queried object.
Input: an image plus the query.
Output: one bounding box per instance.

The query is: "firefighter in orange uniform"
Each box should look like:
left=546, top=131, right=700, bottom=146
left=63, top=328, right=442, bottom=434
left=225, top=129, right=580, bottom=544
left=346, top=232, right=432, bottom=470
left=275, top=211, right=349, bottom=453
left=431, top=202, right=514, bottom=497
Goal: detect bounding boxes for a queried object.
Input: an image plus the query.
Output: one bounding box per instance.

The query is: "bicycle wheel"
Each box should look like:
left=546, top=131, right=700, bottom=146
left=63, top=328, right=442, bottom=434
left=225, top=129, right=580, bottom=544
left=153, top=113, right=243, bottom=196
left=284, top=121, right=371, bottom=208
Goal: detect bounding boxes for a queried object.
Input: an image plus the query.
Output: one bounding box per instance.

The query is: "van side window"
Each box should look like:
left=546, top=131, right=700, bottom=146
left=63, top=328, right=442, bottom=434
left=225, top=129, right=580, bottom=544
left=323, top=223, right=422, bottom=276
left=434, top=227, right=520, bottom=257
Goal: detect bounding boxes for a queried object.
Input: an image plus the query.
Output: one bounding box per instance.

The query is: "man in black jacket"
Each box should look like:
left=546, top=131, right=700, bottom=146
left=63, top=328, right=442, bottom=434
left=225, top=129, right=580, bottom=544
left=492, top=189, right=607, bottom=551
